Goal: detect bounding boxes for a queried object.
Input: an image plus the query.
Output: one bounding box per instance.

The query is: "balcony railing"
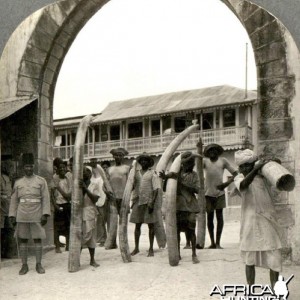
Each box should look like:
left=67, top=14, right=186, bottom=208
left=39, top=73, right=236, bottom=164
left=53, top=126, right=252, bottom=160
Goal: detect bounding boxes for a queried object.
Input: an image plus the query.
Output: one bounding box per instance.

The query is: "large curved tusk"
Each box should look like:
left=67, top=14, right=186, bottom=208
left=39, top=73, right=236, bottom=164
left=68, top=115, right=94, bottom=273
left=119, top=160, right=137, bottom=263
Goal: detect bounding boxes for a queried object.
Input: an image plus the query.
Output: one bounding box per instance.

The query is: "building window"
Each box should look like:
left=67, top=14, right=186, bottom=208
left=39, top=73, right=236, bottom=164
left=216, top=110, right=220, bottom=128
left=202, top=112, right=214, bottom=130
left=94, top=125, right=100, bottom=143
left=61, top=135, right=66, bottom=146
left=162, top=116, right=171, bottom=133
left=110, top=125, right=120, bottom=140
left=54, top=135, right=62, bottom=147
left=128, top=122, right=143, bottom=138
left=67, top=130, right=77, bottom=145
left=71, top=131, right=76, bottom=145
left=151, top=120, right=160, bottom=136
left=174, top=116, right=186, bottom=133
left=57, top=130, right=67, bottom=146
left=223, top=109, right=236, bottom=127
left=101, top=124, right=108, bottom=141
left=248, top=107, right=252, bottom=128
left=186, top=112, right=194, bottom=127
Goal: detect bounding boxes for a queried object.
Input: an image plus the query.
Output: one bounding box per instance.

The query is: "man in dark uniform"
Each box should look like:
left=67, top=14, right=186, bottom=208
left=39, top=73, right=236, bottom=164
left=9, top=153, right=51, bottom=275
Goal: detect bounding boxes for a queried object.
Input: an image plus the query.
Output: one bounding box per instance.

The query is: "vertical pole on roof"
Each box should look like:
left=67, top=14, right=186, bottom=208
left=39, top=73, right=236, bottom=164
left=245, top=42, right=248, bottom=99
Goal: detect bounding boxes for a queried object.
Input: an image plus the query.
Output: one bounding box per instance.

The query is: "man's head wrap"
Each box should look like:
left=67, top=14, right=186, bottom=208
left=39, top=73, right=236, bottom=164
left=234, top=149, right=257, bottom=166
left=110, top=147, right=128, bottom=156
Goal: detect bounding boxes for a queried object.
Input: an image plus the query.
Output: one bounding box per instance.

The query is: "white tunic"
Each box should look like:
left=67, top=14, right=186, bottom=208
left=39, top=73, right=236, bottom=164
left=234, top=173, right=282, bottom=251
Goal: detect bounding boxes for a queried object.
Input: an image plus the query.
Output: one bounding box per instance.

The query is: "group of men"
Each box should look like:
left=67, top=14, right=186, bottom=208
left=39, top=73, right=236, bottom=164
left=2, top=143, right=285, bottom=289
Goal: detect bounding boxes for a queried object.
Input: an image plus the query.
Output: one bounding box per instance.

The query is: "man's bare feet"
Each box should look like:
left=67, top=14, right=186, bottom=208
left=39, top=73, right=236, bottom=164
left=90, top=260, right=100, bottom=268
left=183, top=245, right=192, bottom=249
left=147, top=249, right=154, bottom=257
left=196, top=244, right=203, bottom=249
left=55, top=247, right=62, bottom=253
left=192, top=256, right=200, bottom=264
left=105, top=244, right=118, bottom=250
left=216, top=244, right=223, bottom=249
left=131, top=249, right=140, bottom=256
left=207, top=244, right=216, bottom=249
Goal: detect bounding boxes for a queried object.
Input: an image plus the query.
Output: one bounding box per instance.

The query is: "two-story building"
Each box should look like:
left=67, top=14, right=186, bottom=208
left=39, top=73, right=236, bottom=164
left=54, top=85, right=257, bottom=165
left=53, top=85, right=257, bottom=219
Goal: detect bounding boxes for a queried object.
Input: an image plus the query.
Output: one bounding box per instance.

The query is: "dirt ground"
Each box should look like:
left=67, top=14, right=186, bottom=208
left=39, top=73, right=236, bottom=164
left=1, top=220, right=299, bottom=300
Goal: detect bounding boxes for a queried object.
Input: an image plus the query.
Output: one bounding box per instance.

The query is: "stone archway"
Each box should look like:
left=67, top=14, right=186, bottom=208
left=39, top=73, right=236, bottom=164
left=223, top=0, right=300, bottom=263
left=0, top=0, right=110, bottom=180
left=0, top=0, right=299, bottom=262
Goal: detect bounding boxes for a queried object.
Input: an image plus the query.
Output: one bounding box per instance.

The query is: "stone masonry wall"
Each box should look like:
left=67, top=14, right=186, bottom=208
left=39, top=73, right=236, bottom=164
left=225, top=0, right=300, bottom=262
left=17, top=0, right=109, bottom=181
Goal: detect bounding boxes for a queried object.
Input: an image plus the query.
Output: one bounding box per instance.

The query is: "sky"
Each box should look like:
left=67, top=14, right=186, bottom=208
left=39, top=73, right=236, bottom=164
left=53, top=0, right=257, bottom=119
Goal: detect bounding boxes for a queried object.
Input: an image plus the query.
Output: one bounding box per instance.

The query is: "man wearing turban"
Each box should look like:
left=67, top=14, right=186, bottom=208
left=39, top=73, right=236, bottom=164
left=233, top=149, right=283, bottom=289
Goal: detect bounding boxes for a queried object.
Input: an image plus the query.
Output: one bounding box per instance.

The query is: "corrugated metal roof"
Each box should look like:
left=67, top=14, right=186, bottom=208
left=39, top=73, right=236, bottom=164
left=93, top=85, right=257, bottom=123
left=54, top=117, right=83, bottom=128
left=54, top=113, right=101, bottom=129
left=0, top=96, right=37, bottom=121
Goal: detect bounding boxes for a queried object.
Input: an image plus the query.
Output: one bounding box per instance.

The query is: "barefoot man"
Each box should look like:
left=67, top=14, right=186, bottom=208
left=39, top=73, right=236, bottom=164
left=130, top=153, right=160, bottom=257
left=105, top=147, right=130, bottom=249
left=80, top=166, right=101, bottom=268
left=160, top=151, right=201, bottom=264
left=203, top=143, right=238, bottom=249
